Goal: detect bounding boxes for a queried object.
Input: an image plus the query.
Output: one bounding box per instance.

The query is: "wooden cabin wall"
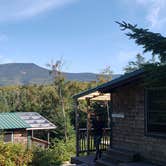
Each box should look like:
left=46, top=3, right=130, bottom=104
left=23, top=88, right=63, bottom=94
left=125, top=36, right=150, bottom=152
left=111, top=83, right=166, bottom=165
left=13, top=130, right=27, bottom=145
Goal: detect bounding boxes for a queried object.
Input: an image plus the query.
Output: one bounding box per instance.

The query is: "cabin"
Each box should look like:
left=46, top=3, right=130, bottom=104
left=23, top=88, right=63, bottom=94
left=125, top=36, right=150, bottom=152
left=72, top=69, right=166, bottom=166
left=0, top=112, right=56, bottom=149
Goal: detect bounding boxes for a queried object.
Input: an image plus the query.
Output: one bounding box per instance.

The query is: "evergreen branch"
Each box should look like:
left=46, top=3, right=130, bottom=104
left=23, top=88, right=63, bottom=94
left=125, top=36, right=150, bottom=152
left=116, top=21, right=166, bottom=63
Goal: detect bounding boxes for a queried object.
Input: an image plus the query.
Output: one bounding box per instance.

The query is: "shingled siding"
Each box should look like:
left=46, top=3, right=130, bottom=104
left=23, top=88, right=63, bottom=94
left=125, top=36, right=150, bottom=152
left=13, top=130, right=27, bottom=145
left=111, top=83, right=166, bottom=165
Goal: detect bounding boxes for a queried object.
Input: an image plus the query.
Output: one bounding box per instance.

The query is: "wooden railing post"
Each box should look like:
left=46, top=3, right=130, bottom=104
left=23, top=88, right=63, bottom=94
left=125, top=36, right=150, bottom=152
left=86, top=98, right=91, bottom=156
left=27, top=130, right=31, bottom=149
left=109, top=94, right=112, bottom=147
left=74, top=99, right=79, bottom=156
left=47, top=131, right=50, bottom=148
left=78, top=128, right=110, bottom=153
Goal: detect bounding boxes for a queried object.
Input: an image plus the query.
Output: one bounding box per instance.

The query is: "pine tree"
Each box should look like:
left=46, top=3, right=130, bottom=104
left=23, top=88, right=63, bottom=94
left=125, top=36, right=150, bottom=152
left=116, top=21, right=166, bottom=63
left=124, top=53, right=146, bottom=73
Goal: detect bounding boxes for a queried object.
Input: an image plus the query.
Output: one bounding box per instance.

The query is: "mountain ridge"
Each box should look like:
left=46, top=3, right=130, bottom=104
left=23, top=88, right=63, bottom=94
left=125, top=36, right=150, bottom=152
left=0, top=63, right=121, bottom=86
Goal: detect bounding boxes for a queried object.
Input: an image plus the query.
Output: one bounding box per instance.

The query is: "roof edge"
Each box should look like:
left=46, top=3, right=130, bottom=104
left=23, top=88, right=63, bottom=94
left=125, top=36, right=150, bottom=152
left=73, top=69, right=144, bottom=99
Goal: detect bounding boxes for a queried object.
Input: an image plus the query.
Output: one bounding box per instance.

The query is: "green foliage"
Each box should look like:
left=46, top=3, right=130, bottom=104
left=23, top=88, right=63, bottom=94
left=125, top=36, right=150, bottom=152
left=0, top=137, right=75, bottom=166
left=52, top=136, right=76, bottom=162
left=117, top=21, right=166, bottom=63
left=143, top=63, right=166, bottom=87
left=47, top=60, right=97, bottom=141
left=0, top=80, right=93, bottom=141
left=0, top=64, right=98, bottom=164
left=123, top=53, right=156, bottom=73
left=124, top=54, right=146, bottom=73
left=116, top=21, right=166, bottom=86
left=97, top=66, right=113, bottom=84
left=0, top=142, right=32, bottom=166
left=48, top=60, right=76, bottom=141
left=31, top=148, right=61, bottom=166
left=31, top=137, right=75, bottom=166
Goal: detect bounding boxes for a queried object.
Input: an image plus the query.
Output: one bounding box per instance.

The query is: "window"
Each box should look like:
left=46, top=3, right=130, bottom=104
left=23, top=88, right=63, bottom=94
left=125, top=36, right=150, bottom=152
left=4, top=132, right=13, bottom=142
left=145, top=88, right=166, bottom=136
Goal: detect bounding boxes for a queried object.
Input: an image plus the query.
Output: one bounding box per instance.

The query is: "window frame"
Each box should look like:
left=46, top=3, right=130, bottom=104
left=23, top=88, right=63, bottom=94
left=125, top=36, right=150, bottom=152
left=145, top=87, right=166, bottom=138
left=3, top=131, right=14, bottom=143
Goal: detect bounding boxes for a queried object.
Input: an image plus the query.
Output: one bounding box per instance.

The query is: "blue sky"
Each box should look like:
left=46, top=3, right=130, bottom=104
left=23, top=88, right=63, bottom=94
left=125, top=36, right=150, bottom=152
left=0, top=0, right=166, bottom=74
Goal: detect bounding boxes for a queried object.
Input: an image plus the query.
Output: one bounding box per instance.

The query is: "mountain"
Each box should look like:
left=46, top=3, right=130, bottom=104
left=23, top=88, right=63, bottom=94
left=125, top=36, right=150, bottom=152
left=0, top=63, right=121, bottom=86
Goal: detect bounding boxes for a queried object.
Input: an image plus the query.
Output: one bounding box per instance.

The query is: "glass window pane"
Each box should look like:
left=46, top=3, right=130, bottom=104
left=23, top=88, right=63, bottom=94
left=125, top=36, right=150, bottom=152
left=146, top=88, right=166, bottom=135
left=4, top=133, right=12, bottom=142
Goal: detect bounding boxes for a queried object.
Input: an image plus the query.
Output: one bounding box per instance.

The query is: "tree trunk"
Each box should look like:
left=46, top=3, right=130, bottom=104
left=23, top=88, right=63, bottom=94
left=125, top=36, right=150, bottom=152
left=59, top=87, right=67, bottom=142
left=62, top=98, right=67, bottom=142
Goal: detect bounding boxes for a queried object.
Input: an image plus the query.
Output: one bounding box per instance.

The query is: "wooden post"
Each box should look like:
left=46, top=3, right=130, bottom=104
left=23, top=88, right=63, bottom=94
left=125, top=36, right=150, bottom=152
left=11, top=131, right=14, bottom=143
left=27, top=130, right=31, bottom=149
left=109, top=93, right=113, bottom=147
left=86, top=98, right=91, bottom=156
left=106, top=101, right=111, bottom=128
left=74, top=99, right=79, bottom=156
left=32, top=130, right=34, bottom=137
left=47, top=131, right=50, bottom=148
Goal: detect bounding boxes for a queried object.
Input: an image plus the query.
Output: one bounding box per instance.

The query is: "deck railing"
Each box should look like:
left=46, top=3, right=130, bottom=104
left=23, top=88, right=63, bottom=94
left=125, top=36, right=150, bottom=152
left=31, top=137, right=50, bottom=148
left=78, top=128, right=110, bottom=155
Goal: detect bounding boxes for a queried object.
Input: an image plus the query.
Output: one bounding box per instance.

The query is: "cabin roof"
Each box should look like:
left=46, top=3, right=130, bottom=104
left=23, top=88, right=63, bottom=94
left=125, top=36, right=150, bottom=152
left=0, top=112, right=30, bottom=130
left=73, top=69, right=144, bottom=100
left=0, top=112, right=56, bottom=130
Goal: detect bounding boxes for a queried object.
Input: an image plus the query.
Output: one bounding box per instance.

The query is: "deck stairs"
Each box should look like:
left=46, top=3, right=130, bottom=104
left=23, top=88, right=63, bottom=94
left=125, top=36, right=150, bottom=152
left=96, top=148, right=138, bottom=166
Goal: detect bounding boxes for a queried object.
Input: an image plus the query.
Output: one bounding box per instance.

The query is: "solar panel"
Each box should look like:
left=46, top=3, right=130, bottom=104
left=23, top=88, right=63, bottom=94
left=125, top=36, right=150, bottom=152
left=16, top=112, right=56, bottom=130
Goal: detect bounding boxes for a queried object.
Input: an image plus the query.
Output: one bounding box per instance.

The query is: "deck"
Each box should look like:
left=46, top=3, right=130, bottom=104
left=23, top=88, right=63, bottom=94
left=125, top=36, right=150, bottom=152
left=71, top=155, right=159, bottom=166
left=71, top=154, right=96, bottom=166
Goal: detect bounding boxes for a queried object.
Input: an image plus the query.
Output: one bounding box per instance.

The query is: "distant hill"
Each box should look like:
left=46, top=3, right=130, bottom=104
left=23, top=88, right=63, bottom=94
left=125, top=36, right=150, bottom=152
left=0, top=63, right=121, bottom=86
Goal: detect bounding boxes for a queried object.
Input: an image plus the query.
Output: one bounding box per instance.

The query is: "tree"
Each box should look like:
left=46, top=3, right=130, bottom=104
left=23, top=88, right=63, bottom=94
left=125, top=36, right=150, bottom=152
left=47, top=60, right=68, bottom=142
left=97, top=66, right=113, bottom=84
left=116, top=21, right=166, bottom=63
left=124, top=53, right=146, bottom=73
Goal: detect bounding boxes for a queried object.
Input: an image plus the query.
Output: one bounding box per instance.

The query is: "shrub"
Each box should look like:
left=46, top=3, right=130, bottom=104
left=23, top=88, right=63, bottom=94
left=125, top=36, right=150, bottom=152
left=0, top=142, right=32, bottom=166
left=0, top=136, right=75, bottom=166
left=52, top=136, right=75, bottom=162
left=31, top=137, right=76, bottom=166
left=31, top=147, right=61, bottom=166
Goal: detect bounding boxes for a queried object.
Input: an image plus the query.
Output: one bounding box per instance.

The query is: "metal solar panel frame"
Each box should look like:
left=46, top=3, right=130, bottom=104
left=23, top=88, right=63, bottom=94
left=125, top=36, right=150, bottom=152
left=16, top=112, right=56, bottom=130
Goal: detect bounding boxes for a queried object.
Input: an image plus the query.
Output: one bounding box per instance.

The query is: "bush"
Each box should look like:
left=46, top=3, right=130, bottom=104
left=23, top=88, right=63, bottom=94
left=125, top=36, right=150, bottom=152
left=52, top=136, right=75, bottom=162
left=0, top=142, right=32, bottom=166
left=31, top=137, right=76, bottom=166
left=31, top=148, right=61, bottom=166
left=0, top=136, right=75, bottom=166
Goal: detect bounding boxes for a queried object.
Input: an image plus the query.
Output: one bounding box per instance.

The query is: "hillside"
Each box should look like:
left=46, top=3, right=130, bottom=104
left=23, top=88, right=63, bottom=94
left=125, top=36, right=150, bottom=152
left=0, top=63, right=121, bottom=86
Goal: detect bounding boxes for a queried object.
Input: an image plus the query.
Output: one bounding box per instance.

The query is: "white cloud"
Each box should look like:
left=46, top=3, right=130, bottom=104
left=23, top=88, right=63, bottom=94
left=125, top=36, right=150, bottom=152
left=136, top=0, right=166, bottom=29
left=0, top=0, right=77, bottom=21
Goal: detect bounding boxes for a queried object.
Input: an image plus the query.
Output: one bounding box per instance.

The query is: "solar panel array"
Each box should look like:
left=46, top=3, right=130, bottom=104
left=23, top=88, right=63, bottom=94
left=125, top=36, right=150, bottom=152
left=17, top=112, right=56, bottom=130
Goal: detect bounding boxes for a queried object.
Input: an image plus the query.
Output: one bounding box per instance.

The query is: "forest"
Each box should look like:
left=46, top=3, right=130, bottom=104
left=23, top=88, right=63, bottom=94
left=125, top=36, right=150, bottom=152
left=0, top=59, right=113, bottom=165
left=0, top=78, right=95, bottom=165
